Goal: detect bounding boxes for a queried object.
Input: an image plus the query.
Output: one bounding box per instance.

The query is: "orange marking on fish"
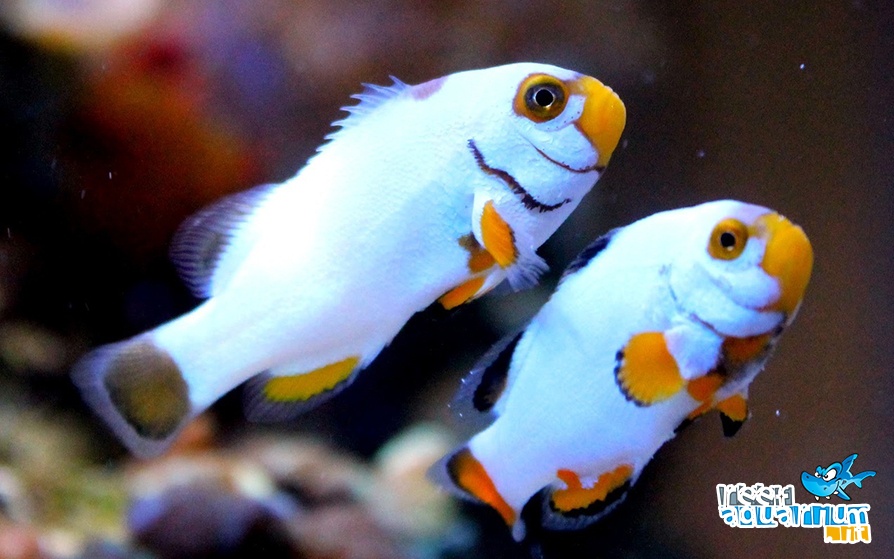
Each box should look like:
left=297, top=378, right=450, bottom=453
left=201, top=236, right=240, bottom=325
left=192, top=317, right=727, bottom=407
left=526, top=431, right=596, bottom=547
left=448, top=448, right=515, bottom=526
left=615, top=332, right=685, bottom=406
left=263, top=356, right=359, bottom=402
left=716, top=394, right=748, bottom=422
left=686, top=373, right=724, bottom=402
left=723, top=334, right=772, bottom=365
left=551, top=465, right=633, bottom=512
left=458, top=234, right=496, bottom=273
left=439, top=276, right=486, bottom=310
left=481, top=201, right=517, bottom=268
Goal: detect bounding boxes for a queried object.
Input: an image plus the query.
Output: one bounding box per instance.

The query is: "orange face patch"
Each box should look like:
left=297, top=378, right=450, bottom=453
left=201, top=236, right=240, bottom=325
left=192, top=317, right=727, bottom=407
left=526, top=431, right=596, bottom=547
left=480, top=201, right=517, bottom=268
left=551, top=465, right=634, bottom=513
left=448, top=448, right=515, bottom=527
left=263, top=356, right=359, bottom=402
left=614, top=332, right=685, bottom=406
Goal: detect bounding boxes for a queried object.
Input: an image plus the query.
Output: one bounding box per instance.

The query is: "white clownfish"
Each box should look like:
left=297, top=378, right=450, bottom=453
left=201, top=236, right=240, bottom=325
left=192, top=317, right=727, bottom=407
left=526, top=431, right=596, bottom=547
left=73, top=63, right=627, bottom=457
left=431, top=200, right=813, bottom=541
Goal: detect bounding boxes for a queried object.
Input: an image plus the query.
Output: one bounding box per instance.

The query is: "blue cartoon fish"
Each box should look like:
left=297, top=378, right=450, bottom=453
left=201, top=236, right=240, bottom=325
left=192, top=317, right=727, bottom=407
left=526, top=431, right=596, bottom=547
left=801, top=454, right=875, bottom=501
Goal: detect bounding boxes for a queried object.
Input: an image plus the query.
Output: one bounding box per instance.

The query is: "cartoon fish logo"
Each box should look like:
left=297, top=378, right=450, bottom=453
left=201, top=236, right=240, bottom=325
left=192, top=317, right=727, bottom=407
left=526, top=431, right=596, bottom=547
left=801, top=453, right=875, bottom=501
left=431, top=200, right=813, bottom=541
left=72, top=63, right=626, bottom=457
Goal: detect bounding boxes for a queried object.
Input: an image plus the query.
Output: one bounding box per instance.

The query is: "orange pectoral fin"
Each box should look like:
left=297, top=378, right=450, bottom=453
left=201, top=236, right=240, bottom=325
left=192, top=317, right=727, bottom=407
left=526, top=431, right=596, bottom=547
left=447, top=448, right=516, bottom=527
left=481, top=201, right=517, bottom=268
left=614, top=332, right=685, bottom=406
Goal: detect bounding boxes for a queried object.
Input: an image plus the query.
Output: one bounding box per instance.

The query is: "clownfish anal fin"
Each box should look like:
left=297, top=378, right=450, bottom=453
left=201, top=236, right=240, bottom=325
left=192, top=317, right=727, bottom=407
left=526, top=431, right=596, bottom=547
left=428, top=447, right=517, bottom=530
left=243, top=356, right=361, bottom=421
left=451, top=331, right=524, bottom=431
left=170, top=183, right=276, bottom=299
left=716, top=393, right=749, bottom=437
left=614, top=332, right=685, bottom=406
left=540, top=465, right=634, bottom=531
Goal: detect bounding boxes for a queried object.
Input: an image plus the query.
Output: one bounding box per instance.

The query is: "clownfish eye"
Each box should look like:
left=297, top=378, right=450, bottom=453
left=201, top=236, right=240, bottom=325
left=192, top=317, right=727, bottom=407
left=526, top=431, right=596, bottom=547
left=708, top=218, right=749, bottom=260
left=515, top=74, right=569, bottom=122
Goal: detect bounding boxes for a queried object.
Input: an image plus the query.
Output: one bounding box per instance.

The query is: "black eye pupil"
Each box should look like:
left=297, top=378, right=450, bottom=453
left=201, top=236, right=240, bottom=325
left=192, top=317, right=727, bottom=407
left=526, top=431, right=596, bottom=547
left=719, top=231, right=737, bottom=249
left=533, top=87, right=555, bottom=107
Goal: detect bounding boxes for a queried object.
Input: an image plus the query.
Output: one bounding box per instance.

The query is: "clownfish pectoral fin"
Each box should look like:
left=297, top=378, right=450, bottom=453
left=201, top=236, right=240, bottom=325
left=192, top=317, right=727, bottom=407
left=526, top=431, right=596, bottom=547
left=243, top=356, right=361, bottom=421
left=450, top=331, right=524, bottom=432
left=169, top=183, right=276, bottom=299
left=72, top=337, right=195, bottom=458
left=540, top=465, right=635, bottom=531
left=479, top=200, right=547, bottom=290
left=429, top=446, right=517, bottom=532
left=716, top=393, right=749, bottom=437
left=614, top=332, right=686, bottom=406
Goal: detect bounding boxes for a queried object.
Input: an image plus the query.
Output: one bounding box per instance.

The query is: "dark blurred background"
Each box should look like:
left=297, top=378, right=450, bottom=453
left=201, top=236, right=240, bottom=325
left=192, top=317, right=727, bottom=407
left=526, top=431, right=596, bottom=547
left=0, top=1, right=890, bottom=558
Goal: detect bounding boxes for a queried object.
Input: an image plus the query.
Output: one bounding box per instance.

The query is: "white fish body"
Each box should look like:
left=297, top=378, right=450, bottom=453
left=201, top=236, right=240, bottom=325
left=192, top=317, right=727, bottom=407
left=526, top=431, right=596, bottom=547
left=434, top=200, right=813, bottom=540
left=74, top=62, right=627, bottom=457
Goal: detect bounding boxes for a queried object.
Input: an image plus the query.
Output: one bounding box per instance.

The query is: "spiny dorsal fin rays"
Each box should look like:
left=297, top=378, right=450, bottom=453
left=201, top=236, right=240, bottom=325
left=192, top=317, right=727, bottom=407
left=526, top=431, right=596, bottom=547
left=327, top=76, right=412, bottom=138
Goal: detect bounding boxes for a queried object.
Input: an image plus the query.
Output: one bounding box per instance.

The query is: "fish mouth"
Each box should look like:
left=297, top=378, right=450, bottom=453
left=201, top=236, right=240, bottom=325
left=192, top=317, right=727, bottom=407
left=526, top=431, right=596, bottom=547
left=568, top=76, right=626, bottom=167
left=468, top=139, right=571, bottom=213
left=527, top=142, right=605, bottom=174
left=754, top=212, right=813, bottom=316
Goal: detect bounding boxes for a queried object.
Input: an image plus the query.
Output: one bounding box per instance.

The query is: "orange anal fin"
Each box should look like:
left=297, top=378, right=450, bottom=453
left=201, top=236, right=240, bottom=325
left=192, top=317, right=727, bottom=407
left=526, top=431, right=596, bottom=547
left=716, top=394, right=749, bottom=437
left=550, top=465, right=634, bottom=515
left=481, top=201, right=517, bottom=268
left=439, top=276, right=486, bottom=310
left=614, top=332, right=685, bottom=406
left=263, top=356, right=359, bottom=403
left=447, top=448, right=515, bottom=527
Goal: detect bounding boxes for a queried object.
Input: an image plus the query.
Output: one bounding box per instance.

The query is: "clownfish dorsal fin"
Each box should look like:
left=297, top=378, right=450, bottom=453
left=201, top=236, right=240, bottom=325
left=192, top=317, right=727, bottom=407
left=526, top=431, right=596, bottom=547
left=327, top=76, right=412, bottom=139
left=169, top=183, right=276, bottom=299
left=560, top=227, right=620, bottom=282
left=450, top=330, right=524, bottom=433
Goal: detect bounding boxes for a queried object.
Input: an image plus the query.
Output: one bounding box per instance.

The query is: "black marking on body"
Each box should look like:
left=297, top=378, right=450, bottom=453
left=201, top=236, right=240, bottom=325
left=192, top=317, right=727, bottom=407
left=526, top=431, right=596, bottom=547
left=561, top=229, right=618, bottom=280
left=468, top=139, right=571, bottom=213
left=473, top=333, right=522, bottom=412
left=612, top=348, right=647, bottom=408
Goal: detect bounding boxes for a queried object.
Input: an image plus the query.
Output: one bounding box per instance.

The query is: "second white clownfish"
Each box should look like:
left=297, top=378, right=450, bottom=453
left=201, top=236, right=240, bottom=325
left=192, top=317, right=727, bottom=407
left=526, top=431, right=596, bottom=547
left=72, top=63, right=626, bottom=457
left=431, top=200, right=813, bottom=541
